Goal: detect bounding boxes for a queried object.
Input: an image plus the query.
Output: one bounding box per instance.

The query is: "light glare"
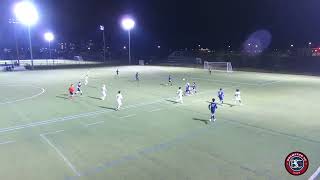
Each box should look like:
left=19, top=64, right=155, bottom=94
left=14, top=1, right=39, bottom=26
left=121, top=18, right=135, bottom=30
left=44, top=32, right=54, bottom=42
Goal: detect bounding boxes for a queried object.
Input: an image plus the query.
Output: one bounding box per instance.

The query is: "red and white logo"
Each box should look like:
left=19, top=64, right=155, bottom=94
left=285, top=152, right=309, bottom=176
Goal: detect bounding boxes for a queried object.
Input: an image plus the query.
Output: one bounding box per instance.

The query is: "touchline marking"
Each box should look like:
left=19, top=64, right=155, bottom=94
left=120, top=114, right=136, bottom=119
left=309, top=166, right=320, bottom=180
left=40, top=133, right=81, bottom=177
left=0, top=85, right=46, bottom=105
left=0, top=141, right=15, bottom=145
left=85, top=121, right=104, bottom=127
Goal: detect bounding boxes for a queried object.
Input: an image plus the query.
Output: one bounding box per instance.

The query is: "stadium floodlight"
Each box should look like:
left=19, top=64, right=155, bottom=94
left=14, top=1, right=39, bottom=26
left=44, top=32, right=54, bottom=64
left=14, top=1, right=39, bottom=68
left=290, top=44, right=294, bottom=47
left=121, top=17, right=135, bottom=64
left=44, top=32, right=54, bottom=42
left=100, top=25, right=106, bottom=62
left=121, top=18, right=135, bottom=31
left=157, top=45, right=161, bottom=49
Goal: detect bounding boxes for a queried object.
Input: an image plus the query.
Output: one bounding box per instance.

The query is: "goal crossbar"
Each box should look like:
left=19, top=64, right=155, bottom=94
left=204, top=61, right=233, bottom=72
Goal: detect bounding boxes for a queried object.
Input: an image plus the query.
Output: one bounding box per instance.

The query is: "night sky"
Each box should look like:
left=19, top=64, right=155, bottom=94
left=1, top=0, right=320, bottom=50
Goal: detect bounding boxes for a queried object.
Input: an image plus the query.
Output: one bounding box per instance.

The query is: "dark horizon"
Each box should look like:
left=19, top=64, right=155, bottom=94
left=1, top=0, right=320, bottom=51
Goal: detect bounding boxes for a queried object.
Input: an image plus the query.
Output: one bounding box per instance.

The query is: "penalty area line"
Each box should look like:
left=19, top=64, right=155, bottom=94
left=119, top=114, right=136, bottom=119
left=84, top=121, right=105, bottom=127
left=149, top=108, right=162, bottom=112
left=40, top=131, right=81, bottom=177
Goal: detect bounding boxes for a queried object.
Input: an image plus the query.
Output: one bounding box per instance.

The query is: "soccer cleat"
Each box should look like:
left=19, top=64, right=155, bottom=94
left=209, top=119, right=212, bottom=122
left=213, top=118, right=216, bottom=122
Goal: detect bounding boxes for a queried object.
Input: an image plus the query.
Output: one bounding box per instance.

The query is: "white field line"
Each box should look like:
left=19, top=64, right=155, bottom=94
left=40, top=132, right=81, bottom=177
left=149, top=108, right=162, bottom=112
left=0, top=141, right=15, bottom=145
left=84, top=121, right=104, bottom=127
left=0, top=97, right=172, bottom=134
left=258, top=80, right=281, bottom=87
left=0, top=85, right=46, bottom=105
left=309, top=166, right=320, bottom=180
left=0, top=88, right=232, bottom=134
left=120, top=114, right=136, bottom=119
left=191, top=77, right=261, bottom=86
left=41, top=130, right=65, bottom=136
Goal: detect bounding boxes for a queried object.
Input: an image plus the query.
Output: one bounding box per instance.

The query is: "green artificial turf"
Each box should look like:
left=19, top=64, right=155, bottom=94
left=0, top=66, right=319, bottom=180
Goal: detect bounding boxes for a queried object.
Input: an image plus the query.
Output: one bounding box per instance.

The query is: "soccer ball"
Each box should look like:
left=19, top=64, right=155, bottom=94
left=182, top=78, right=186, bottom=81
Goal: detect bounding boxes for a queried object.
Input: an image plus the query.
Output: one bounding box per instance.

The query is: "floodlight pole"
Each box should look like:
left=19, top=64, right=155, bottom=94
left=128, top=30, right=131, bottom=65
left=102, top=29, right=106, bottom=63
left=28, top=25, right=34, bottom=68
left=49, top=41, right=52, bottom=60
left=9, top=18, right=20, bottom=65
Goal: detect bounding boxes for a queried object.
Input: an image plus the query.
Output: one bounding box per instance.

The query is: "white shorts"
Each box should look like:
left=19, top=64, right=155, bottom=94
left=117, top=100, right=122, bottom=105
left=235, top=97, right=241, bottom=101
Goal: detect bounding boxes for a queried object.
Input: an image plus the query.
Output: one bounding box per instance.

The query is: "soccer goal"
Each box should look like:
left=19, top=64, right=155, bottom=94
left=204, top=61, right=233, bottom=72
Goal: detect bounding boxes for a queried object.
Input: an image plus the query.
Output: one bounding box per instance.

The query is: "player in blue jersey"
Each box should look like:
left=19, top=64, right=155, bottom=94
left=185, top=83, right=191, bottom=96
left=208, top=98, right=218, bottom=122
left=192, top=82, right=197, bottom=94
left=168, top=75, right=173, bottom=86
left=76, top=82, right=83, bottom=95
left=217, top=88, right=224, bottom=104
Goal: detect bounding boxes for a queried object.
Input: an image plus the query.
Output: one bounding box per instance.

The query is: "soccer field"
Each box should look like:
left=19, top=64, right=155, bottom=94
left=0, top=66, right=319, bottom=180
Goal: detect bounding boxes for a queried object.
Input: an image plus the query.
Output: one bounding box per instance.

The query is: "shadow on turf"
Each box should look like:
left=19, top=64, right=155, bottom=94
left=192, top=118, right=209, bottom=124
left=98, top=106, right=117, bottom=111
left=88, top=96, right=102, bottom=100
left=56, top=96, right=68, bottom=100
left=165, top=99, right=179, bottom=104
left=205, top=101, right=235, bottom=107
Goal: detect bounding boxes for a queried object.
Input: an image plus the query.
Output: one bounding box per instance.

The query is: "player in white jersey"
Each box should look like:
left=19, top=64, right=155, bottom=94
left=101, top=84, right=107, bottom=100
left=116, top=91, right=123, bottom=110
left=76, top=82, right=83, bottom=95
left=177, top=87, right=183, bottom=103
left=234, top=89, right=242, bottom=105
left=84, top=75, right=89, bottom=86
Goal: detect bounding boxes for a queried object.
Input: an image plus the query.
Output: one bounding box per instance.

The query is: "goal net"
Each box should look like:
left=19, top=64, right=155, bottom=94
left=203, top=61, right=233, bottom=72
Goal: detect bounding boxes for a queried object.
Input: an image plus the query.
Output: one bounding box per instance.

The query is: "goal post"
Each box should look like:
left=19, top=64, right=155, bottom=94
left=204, top=61, right=233, bottom=72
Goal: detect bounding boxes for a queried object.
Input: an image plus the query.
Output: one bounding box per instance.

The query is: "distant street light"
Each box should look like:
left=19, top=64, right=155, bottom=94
left=157, top=45, right=161, bottom=49
left=14, top=1, right=39, bottom=69
left=44, top=32, right=54, bottom=65
left=100, top=25, right=106, bottom=63
left=290, top=44, right=294, bottom=47
left=121, top=17, right=135, bottom=65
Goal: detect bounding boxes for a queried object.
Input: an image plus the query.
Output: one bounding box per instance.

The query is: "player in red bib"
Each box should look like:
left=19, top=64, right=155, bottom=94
left=68, top=84, right=75, bottom=99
